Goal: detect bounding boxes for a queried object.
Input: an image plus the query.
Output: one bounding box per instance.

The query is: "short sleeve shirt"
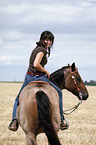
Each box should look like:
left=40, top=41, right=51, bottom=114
left=27, top=46, right=48, bottom=74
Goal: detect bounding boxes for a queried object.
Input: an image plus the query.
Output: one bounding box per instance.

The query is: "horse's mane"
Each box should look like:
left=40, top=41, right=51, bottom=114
left=51, top=66, right=70, bottom=76
left=50, top=66, right=70, bottom=86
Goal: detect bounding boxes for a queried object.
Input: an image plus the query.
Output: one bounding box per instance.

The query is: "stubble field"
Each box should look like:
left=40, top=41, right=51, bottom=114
left=0, top=83, right=96, bottom=145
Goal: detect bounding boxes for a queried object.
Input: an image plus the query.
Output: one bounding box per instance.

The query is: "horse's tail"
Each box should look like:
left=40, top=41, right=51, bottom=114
left=36, top=91, right=61, bottom=145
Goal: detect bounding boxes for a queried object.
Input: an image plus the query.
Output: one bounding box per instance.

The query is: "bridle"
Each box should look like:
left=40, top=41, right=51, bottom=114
left=63, top=68, right=82, bottom=115
left=71, top=75, right=82, bottom=100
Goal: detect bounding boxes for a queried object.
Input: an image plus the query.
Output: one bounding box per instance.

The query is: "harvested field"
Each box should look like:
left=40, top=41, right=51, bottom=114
left=0, top=83, right=96, bottom=145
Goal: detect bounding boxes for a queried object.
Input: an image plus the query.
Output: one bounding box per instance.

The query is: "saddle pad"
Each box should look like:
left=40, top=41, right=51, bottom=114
left=28, top=81, right=49, bottom=85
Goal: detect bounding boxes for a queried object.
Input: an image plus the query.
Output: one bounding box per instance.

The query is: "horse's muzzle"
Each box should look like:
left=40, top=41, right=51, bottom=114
left=79, top=92, right=89, bottom=100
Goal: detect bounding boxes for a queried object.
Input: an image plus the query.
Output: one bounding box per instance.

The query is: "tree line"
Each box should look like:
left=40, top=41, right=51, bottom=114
left=84, top=80, right=96, bottom=86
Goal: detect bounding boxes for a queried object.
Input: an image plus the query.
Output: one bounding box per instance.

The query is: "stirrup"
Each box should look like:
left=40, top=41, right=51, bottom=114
left=60, top=119, right=69, bottom=130
left=8, top=119, right=19, bottom=131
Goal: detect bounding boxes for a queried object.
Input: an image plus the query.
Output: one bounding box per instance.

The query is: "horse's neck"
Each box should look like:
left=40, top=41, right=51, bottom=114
left=50, top=67, right=71, bottom=90
left=50, top=69, right=65, bottom=90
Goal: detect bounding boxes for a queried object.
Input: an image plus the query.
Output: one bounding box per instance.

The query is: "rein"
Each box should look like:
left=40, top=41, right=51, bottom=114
left=63, top=101, right=82, bottom=115
left=63, top=68, right=82, bottom=115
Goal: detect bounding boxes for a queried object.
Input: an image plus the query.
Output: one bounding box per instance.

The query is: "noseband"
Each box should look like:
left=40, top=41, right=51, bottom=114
left=71, top=75, right=82, bottom=100
left=63, top=68, right=82, bottom=115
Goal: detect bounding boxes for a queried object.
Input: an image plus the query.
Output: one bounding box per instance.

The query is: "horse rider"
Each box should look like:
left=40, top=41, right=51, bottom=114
left=8, top=30, right=69, bottom=131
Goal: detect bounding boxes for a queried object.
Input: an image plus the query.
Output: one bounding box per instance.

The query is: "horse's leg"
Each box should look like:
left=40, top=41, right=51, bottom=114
left=26, top=133, right=37, bottom=145
left=48, top=132, right=59, bottom=145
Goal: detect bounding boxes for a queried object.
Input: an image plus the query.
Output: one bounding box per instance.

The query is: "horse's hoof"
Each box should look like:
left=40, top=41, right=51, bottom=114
left=8, top=119, right=19, bottom=131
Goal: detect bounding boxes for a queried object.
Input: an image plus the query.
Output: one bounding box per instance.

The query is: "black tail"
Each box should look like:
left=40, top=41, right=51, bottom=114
left=36, top=91, right=61, bottom=145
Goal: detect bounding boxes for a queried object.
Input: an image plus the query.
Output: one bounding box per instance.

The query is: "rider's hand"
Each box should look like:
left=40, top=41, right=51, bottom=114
left=45, top=70, right=50, bottom=78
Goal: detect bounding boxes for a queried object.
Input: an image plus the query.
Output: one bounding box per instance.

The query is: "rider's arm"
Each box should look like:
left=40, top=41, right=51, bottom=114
left=33, top=52, right=50, bottom=78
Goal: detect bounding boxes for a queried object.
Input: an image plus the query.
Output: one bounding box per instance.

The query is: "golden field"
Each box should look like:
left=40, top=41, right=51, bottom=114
left=0, top=83, right=96, bottom=145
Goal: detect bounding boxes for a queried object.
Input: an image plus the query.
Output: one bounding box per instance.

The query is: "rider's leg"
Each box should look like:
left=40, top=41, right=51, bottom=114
left=49, top=81, right=69, bottom=130
left=8, top=74, right=31, bottom=131
left=8, top=81, right=27, bottom=131
left=8, top=74, right=44, bottom=131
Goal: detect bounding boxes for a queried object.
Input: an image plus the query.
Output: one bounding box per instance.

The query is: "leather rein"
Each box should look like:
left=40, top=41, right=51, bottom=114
left=63, top=68, right=82, bottom=115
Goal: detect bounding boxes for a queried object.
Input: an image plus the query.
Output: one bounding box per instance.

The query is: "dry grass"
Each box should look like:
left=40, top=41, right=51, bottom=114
left=0, top=83, right=96, bottom=145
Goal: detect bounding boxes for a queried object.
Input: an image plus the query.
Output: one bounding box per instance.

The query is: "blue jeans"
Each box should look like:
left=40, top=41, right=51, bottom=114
left=12, top=74, right=64, bottom=121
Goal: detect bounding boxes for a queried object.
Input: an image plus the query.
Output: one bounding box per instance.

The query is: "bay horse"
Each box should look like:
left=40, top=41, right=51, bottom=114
left=17, top=62, right=88, bottom=145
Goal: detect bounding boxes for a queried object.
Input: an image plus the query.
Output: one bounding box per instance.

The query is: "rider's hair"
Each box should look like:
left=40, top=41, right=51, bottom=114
left=36, top=31, right=54, bottom=57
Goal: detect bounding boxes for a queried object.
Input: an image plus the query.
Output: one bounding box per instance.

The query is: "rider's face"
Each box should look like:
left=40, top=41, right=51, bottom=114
left=44, top=39, right=52, bottom=48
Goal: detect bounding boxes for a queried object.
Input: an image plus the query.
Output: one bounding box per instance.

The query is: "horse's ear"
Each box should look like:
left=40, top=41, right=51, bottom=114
left=71, top=62, right=76, bottom=72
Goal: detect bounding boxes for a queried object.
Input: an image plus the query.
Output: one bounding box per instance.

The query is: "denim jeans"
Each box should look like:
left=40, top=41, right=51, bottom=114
left=12, top=74, right=64, bottom=121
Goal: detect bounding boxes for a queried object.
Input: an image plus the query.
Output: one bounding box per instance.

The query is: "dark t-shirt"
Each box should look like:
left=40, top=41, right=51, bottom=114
left=27, top=46, right=48, bottom=74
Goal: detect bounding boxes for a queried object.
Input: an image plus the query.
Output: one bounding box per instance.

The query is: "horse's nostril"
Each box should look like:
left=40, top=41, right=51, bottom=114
left=82, top=93, right=89, bottom=100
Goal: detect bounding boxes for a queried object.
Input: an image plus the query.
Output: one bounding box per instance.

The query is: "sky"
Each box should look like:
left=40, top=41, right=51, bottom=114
left=0, top=0, right=96, bottom=81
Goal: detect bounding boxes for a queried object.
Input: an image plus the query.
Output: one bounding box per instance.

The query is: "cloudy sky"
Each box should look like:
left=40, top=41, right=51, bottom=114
left=0, top=0, right=96, bottom=81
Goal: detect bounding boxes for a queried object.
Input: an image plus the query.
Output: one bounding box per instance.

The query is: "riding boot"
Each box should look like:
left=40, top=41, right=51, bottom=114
left=8, top=119, right=19, bottom=131
left=60, top=116, right=69, bottom=130
left=8, top=97, right=19, bottom=131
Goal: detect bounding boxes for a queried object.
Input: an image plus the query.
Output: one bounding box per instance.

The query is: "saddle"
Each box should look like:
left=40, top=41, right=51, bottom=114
left=28, top=80, right=49, bottom=85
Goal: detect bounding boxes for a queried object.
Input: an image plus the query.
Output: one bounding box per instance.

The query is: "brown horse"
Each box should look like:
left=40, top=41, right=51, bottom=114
left=17, top=62, right=88, bottom=145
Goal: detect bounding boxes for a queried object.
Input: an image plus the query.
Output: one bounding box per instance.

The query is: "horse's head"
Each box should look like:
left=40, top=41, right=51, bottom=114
left=64, top=62, right=89, bottom=101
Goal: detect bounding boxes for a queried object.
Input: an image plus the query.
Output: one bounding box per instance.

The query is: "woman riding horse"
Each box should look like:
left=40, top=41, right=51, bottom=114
left=8, top=30, right=68, bottom=131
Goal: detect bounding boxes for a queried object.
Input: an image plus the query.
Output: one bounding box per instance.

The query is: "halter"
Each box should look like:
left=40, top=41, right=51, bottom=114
left=63, top=67, right=82, bottom=115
